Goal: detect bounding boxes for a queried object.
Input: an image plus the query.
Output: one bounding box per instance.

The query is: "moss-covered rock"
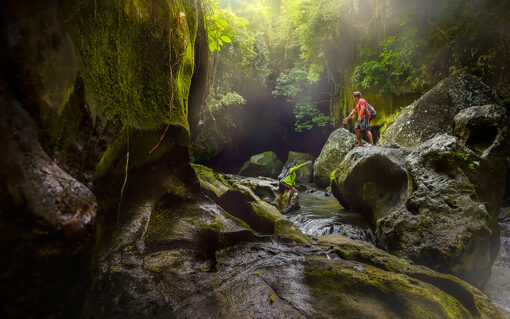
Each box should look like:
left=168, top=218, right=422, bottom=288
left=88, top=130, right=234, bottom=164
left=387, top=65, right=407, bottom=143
left=331, top=134, right=504, bottom=286
left=453, top=104, right=510, bottom=160
left=238, top=151, right=284, bottom=178
left=313, top=128, right=358, bottom=189
left=192, top=165, right=309, bottom=244
left=192, top=164, right=230, bottom=198
left=377, top=135, right=503, bottom=286
left=316, top=235, right=504, bottom=319
left=60, top=0, right=198, bottom=130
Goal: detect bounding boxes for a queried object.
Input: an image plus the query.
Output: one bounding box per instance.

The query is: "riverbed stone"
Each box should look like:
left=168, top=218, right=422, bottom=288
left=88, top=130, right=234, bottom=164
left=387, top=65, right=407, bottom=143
left=192, top=165, right=308, bottom=244
left=238, top=151, right=284, bottom=178
left=379, top=74, right=500, bottom=148
left=316, top=235, right=505, bottom=319
left=313, top=128, right=358, bottom=188
left=284, top=151, right=316, bottom=183
left=331, top=145, right=412, bottom=223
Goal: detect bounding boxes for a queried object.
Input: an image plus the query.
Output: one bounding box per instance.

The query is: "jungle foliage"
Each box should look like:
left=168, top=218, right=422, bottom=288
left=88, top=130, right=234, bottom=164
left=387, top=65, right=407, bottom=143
left=195, top=0, right=510, bottom=159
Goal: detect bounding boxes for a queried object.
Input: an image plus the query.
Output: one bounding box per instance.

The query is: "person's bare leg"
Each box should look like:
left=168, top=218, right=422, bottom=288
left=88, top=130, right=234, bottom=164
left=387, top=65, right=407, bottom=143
left=366, top=129, right=374, bottom=145
left=277, top=193, right=283, bottom=210
left=289, top=189, right=296, bottom=206
left=355, top=128, right=363, bottom=146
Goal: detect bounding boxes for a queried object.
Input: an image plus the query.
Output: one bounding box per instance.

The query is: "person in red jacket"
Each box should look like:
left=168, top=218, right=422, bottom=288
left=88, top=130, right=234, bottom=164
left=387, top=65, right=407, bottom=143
left=343, top=91, right=374, bottom=146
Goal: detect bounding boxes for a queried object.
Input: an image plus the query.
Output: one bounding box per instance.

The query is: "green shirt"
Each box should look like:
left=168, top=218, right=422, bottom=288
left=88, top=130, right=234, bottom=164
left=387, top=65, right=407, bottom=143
left=281, top=162, right=308, bottom=186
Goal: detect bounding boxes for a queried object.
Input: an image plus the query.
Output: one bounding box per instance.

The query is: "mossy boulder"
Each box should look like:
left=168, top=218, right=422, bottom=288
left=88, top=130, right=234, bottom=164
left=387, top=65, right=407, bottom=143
left=284, top=151, right=316, bottom=183
left=223, top=174, right=279, bottom=204
left=211, top=184, right=309, bottom=245
left=379, top=74, right=500, bottom=148
left=238, top=151, right=284, bottom=178
left=313, top=128, right=358, bottom=188
left=316, top=235, right=505, bottom=319
left=192, top=164, right=230, bottom=198
left=192, top=165, right=308, bottom=244
left=61, top=0, right=198, bottom=130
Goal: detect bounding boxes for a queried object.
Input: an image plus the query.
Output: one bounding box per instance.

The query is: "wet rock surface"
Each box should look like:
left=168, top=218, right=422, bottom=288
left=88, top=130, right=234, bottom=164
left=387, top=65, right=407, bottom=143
left=193, top=166, right=309, bottom=244
left=0, top=94, right=96, bottom=318
left=238, top=151, right=284, bottom=178
left=379, top=74, right=500, bottom=148
left=286, top=190, right=376, bottom=243
left=313, top=128, right=358, bottom=189
left=84, top=184, right=505, bottom=319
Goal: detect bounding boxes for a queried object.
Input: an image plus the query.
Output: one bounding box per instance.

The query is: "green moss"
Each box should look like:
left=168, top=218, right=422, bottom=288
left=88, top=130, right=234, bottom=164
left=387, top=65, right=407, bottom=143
left=60, top=0, right=197, bottom=130
left=94, top=125, right=189, bottom=182
left=191, top=164, right=229, bottom=186
left=305, top=256, right=471, bottom=319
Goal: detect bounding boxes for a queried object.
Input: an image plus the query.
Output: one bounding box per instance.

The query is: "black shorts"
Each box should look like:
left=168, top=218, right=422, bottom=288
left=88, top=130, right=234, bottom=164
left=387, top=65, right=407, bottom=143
left=355, top=117, right=370, bottom=131
left=278, top=181, right=295, bottom=194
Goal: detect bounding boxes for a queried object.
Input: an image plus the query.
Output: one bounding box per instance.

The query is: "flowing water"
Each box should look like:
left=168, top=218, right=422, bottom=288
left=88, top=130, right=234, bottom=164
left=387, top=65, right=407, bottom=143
left=285, top=189, right=376, bottom=244
left=482, top=211, right=510, bottom=318
left=285, top=186, right=509, bottom=316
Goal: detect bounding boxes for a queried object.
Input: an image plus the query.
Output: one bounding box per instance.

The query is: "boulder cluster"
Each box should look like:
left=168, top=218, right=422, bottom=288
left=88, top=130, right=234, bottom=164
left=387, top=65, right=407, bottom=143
left=327, top=74, right=509, bottom=287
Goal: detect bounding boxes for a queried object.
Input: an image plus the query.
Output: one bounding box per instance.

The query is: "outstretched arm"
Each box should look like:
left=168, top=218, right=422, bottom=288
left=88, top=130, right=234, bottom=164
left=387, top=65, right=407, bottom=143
left=289, top=160, right=313, bottom=173
left=343, top=109, right=357, bottom=124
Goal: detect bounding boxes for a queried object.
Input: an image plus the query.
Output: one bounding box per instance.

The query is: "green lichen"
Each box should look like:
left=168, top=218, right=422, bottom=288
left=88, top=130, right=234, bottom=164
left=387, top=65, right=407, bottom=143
left=60, top=0, right=197, bottom=130
left=305, top=256, right=471, bottom=319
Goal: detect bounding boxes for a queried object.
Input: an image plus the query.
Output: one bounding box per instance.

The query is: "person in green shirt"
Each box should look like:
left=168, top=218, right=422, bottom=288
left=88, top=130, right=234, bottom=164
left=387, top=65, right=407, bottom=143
left=277, top=160, right=312, bottom=211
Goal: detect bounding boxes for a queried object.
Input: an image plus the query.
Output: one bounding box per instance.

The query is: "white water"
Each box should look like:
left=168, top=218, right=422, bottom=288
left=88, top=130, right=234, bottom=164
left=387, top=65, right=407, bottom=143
left=482, top=216, right=510, bottom=318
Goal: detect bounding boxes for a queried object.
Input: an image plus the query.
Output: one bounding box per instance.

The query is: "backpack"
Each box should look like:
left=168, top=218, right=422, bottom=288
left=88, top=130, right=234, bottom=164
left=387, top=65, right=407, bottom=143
left=364, top=103, right=377, bottom=119
left=278, top=165, right=290, bottom=180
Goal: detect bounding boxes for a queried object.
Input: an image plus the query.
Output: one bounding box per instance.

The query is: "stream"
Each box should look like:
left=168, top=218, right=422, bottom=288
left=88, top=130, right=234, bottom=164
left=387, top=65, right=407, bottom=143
left=285, top=189, right=376, bottom=244
left=285, top=187, right=509, bottom=317
left=482, top=210, right=510, bottom=318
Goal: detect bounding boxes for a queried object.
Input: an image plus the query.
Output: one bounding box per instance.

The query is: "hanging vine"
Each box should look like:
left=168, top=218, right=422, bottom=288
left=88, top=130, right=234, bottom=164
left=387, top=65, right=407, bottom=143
left=150, top=10, right=190, bottom=154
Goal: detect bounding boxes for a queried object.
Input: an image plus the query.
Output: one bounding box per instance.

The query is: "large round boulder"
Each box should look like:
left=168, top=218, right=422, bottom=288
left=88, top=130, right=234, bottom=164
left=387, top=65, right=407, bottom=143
left=331, top=134, right=505, bottom=286
left=379, top=74, right=500, bottom=148
left=313, top=128, right=358, bottom=189
left=377, top=134, right=503, bottom=286
left=284, top=151, right=316, bottom=183
left=331, top=145, right=412, bottom=223
left=238, top=151, right=284, bottom=178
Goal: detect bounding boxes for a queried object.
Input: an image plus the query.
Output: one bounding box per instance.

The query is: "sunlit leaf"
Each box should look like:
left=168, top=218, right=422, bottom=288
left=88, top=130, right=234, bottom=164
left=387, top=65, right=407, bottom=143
left=208, top=42, right=217, bottom=52
left=217, top=19, right=228, bottom=27
left=220, top=35, right=232, bottom=43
